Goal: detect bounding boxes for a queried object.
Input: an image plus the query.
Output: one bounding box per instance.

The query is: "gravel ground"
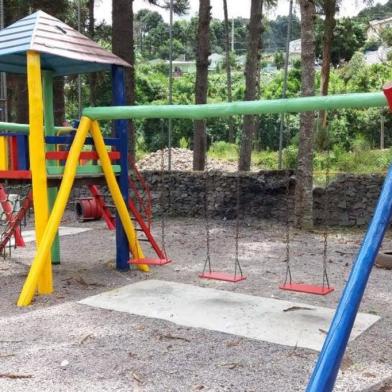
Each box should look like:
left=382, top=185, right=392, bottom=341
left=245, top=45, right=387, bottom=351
left=0, top=212, right=391, bottom=391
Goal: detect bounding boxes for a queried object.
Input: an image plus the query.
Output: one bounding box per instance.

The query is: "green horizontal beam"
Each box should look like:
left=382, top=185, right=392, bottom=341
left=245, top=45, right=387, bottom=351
left=83, top=92, right=387, bottom=121
left=0, top=122, right=74, bottom=134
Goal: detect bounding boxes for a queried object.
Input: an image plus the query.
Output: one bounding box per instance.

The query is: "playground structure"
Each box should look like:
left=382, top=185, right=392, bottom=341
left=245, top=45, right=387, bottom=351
left=0, top=11, right=169, bottom=292
left=0, top=10, right=391, bottom=392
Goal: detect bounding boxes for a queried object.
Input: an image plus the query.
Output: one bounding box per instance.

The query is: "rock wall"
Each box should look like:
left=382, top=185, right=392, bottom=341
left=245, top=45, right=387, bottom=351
left=313, top=173, right=384, bottom=226
left=140, top=171, right=384, bottom=227
left=142, top=170, right=295, bottom=221
left=70, top=171, right=384, bottom=227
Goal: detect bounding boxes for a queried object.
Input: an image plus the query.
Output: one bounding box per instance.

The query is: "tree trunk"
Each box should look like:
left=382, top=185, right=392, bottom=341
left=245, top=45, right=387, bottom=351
left=112, top=0, right=136, bottom=159
left=319, top=0, right=336, bottom=127
left=223, top=0, right=234, bottom=142
left=193, top=0, right=210, bottom=171
left=15, top=75, right=28, bottom=124
left=295, top=0, right=316, bottom=229
left=88, top=0, right=97, bottom=106
left=53, top=77, right=65, bottom=124
left=238, top=0, right=263, bottom=171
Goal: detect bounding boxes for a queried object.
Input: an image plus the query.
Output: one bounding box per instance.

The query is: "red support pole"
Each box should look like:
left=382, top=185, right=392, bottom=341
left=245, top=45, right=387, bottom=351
left=8, top=137, right=19, bottom=170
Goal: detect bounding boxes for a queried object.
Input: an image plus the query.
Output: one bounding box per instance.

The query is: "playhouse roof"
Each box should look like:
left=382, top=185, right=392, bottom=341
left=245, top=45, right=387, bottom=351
left=0, top=10, right=130, bottom=76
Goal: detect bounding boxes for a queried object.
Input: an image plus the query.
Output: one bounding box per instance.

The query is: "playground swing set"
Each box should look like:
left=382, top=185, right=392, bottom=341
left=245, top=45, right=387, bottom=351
left=0, top=10, right=392, bottom=392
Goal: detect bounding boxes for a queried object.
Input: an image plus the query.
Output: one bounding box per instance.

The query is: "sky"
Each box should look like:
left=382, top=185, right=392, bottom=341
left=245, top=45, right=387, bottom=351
left=95, top=0, right=389, bottom=24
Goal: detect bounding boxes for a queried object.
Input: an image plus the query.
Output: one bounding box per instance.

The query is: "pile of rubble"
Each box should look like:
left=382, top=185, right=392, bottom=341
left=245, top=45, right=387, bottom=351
left=136, top=148, right=256, bottom=172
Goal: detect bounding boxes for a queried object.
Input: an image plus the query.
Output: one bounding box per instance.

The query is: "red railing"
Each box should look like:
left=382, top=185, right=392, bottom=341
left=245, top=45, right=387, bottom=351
left=128, top=158, right=153, bottom=229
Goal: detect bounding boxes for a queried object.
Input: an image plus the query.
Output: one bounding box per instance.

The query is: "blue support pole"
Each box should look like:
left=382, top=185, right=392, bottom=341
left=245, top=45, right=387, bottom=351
left=307, top=164, right=392, bottom=392
left=16, top=135, right=28, bottom=169
left=112, top=65, right=130, bottom=270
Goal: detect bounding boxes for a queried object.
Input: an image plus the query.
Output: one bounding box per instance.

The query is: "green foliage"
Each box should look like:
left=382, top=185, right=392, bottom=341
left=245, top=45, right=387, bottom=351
left=263, top=15, right=301, bottom=52
left=357, top=0, right=392, bottom=21
left=380, top=27, right=392, bottom=47
left=273, top=51, right=284, bottom=70
left=363, top=38, right=381, bottom=51
left=315, top=17, right=366, bottom=65
left=209, top=141, right=238, bottom=161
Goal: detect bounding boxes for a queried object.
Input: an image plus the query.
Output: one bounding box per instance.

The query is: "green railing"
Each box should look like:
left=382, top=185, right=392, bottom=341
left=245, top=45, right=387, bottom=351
left=0, top=122, right=73, bottom=134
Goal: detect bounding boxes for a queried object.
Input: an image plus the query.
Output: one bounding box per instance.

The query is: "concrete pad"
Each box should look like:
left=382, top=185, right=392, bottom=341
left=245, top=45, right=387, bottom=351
left=9, top=226, right=91, bottom=246
left=79, top=280, right=380, bottom=351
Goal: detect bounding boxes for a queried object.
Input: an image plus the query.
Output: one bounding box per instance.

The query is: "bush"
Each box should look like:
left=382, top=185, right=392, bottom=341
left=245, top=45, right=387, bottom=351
left=208, top=141, right=238, bottom=161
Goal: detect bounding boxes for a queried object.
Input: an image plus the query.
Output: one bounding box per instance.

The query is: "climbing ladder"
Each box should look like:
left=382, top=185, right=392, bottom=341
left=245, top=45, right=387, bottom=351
left=84, top=161, right=170, bottom=266
left=0, top=189, right=32, bottom=255
left=88, top=184, right=116, bottom=230
left=127, top=160, right=170, bottom=266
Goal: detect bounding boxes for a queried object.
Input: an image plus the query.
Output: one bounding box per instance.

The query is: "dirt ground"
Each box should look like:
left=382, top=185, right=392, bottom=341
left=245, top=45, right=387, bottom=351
left=0, top=211, right=391, bottom=392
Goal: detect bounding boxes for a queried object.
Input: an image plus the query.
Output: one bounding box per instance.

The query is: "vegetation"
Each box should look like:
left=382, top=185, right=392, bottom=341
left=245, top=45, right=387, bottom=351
left=3, top=0, right=392, bottom=225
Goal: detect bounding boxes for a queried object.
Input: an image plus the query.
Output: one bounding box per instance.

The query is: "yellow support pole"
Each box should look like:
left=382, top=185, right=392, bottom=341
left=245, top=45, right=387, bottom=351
left=0, top=136, right=7, bottom=169
left=27, top=51, right=52, bottom=294
left=17, top=117, right=92, bottom=306
left=90, top=120, right=149, bottom=272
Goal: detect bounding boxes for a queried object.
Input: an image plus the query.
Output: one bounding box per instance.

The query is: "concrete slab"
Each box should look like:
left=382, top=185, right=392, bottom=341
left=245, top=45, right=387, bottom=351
left=9, top=226, right=91, bottom=246
left=79, top=279, right=380, bottom=351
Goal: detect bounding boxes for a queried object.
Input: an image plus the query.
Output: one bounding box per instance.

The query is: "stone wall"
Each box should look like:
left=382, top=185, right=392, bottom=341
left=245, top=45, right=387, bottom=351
left=313, top=173, right=384, bottom=226
left=142, top=170, right=295, bottom=221
left=140, top=171, right=385, bottom=227
left=70, top=171, right=384, bottom=227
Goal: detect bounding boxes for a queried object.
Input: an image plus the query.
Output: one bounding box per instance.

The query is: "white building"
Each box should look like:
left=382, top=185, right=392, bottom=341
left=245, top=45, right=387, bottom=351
left=367, top=17, right=392, bottom=40
left=289, top=39, right=301, bottom=54
left=208, top=53, right=224, bottom=71
left=364, top=46, right=392, bottom=65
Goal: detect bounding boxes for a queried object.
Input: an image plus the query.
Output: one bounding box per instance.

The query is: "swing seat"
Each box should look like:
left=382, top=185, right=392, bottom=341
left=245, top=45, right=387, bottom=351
left=279, top=283, right=334, bottom=295
left=129, top=258, right=171, bottom=266
left=199, top=271, right=247, bottom=283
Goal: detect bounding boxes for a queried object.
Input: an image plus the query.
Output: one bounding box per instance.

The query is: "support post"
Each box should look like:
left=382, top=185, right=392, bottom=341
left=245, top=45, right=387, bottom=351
left=16, top=134, right=28, bottom=170
left=43, top=71, right=61, bottom=264
left=0, top=135, right=6, bottom=169
left=306, top=164, right=392, bottom=391
left=17, top=117, right=91, bottom=306
left=112, top=65, right=130, bottom=270
left=90, top=120, right=148, bottom=271
left=27, top=51, right=52, bottom=294
left=380, top=114, right=385, bottom=150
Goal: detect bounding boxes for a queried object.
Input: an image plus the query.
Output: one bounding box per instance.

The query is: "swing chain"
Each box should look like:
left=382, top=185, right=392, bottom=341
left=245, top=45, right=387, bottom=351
left=282, top=114, right=292, bottom=285
left=322, top=120, right=332, bottom=288
left=202, top=170, right=212, bottom=274
left=234, top=172, right=244, bottom=278
left=159, top=120, right=168, bottom=259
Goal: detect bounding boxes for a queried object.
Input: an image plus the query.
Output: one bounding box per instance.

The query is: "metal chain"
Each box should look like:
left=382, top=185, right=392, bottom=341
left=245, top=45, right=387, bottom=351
left=201, top=170, right=212, bottom=274
left=322, top=120, right=332, bottom=289
left=282, top=115, right=292, bottom=285
left=234, top=172, right=244, bottom=278
left=159, top=120, right=168, bottom=259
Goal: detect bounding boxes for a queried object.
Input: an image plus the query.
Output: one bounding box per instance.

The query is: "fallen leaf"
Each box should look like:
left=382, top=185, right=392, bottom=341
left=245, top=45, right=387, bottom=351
left=132, top=372, right=143, bottom=383
left=219, top=362, right=243, bottom=369
left=158, top=334, right=190, bottom=343
left=226, top=339, right=241, bottom=348
left=0, top=373, right=32, bottom=379
left=79, top=334, right=93, bottom=345
left=340, top=355, right=354, bottom=371
left=283, top=306, right=314, bottom=312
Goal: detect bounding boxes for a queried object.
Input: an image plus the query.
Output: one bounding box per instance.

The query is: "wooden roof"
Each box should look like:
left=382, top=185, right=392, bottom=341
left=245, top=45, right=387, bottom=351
left=0, top=10, right=130, bottom=76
